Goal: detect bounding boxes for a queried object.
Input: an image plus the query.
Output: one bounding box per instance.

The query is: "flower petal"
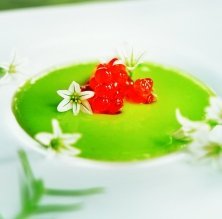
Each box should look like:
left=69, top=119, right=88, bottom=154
left=189, top=125, right=210, bottom=145
left=61, top=145, right=81, bottom=156
left=57, top=90, right=71, bottom=99
left=209, top=125, right=222, bottom=144
left=176, top=109, right=204, bottom=133
left=62, top=133, right=82, bottom=144
left=205, top=96, right=222, bottom=124
left=80, top=100, right=93, bottom=115
left=57, top=99, right=72, bottom=112
left=68, top=81, right=81, bottom=93
left=52, top=119, right=62, bottom=137
left=73, top=102, right=80, bottom=115
left=0, top=73, right=11, bottom=85
left=188, top=141, right=207, bottom=158
left=80, top=91, right=95, bottom=100
left=35, top=133, right=53, bottom=146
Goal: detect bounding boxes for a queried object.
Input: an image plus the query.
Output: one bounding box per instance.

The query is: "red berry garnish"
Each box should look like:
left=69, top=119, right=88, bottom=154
left=88, top=58, right=156, bottom=114
left=97, top=63, right=106, bottom=69
left=108, top=58, right=119, bottom=67
left=108, top=97, right=123, bottom=114
left=134, top=78, right=153, bottom=95
left=146, top=93, right=156, bottom=104
left=113, top=69, right=129, bottom=84
left=89, top=96, right=110, bottom=113
left=126, top=86, right=147, bottom=103
left=89, top=77, right=97, bottom=90
left=126, top=78, right=156, bottom=104
left=95, top=68, right=113, bottom=84
left=120, top=77, right=134, bottom=95
left=94, top=82, right=120, bottom=98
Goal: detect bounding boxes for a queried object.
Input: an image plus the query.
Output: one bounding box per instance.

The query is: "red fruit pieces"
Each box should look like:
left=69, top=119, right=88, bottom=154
left=126, top=78, right=156, bottom=104
left=89, top=77, right=98, bottom=90
left=134, top=78, right=153, bottom=95
left=146, top=93, right=156, bottom=104
left=89, top=96, right=110, bottom=113
left=88, top=58, right=129, bottom=114
left=95, top=68, right=113, bottom=84
left=113, top=69, right=129, bottom=84
left=89, top=95, right=123, bottom=114
left=94, top=82, right=120, bottom=97
left=109, top=97, right=123, bottom=114
left=107, top=58, right=119, bottom=67
left=94, top=58, right=127, bottom=84
left=87, top=58, right=156, bottom=115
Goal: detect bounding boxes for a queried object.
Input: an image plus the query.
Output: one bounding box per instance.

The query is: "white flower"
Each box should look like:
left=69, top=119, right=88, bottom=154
left=175, top=109, right=210, bottom=139
left=57, top=81, right=94, bottom=116
left=0, top=53, right=27, bottom=85
left=188, top=125, right=222, bottom=160
left=118, top=48, right=144, bottom=75
left=175, top=109, right=222, bottom=161
left=205, top=96, right=222, bottom=124
left=35, top=119, right=81, bottom=155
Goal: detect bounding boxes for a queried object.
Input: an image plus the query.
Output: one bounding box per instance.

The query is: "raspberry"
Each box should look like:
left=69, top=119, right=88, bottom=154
left=146, top=93, right=156, bottom=104
left=97, top=63, right=106, bottom=69
left=94, top=82, right=120, bottom=98
left=120, top=77, right=134, bottom=95
left=89, top=77, right=97, bottom=90
left=126, top=78, right=156, bottom=104
left=110, top=62, right=126, bottom=72
left=108, top=58, right=119, bottom=67
left=89, top=95, right=123, bottom=114
left=109, top=97, right=123, bottom=114
left=126, top=87, right=147, bottom=103
left=95, top=68, right=113, bottom=84
left=89, top=96, right=110, bottom=113
left=112, top=69, right=129, bottom=84
left=88, top=58, right=129, bottom=114
left=88, top=58, right=156, bottom=114
left=94, top=58, right=128, bottom=84
left=134, top=78, right=153, bottom=95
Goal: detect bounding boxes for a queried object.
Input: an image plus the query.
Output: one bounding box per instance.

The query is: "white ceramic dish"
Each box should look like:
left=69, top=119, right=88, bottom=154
left=1, top=1, right=222, bottom=218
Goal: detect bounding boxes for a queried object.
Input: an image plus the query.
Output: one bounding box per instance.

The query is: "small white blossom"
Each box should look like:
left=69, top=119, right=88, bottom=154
left=175, top=108, right=222, bottom=162
left=175, top=109, right=210, bottom=139
left=118, top=48, right=144, bottom=75
left=35, top=119, right=81, bottom=155
left=0, top=53, right=27, bottom=85
left=188, top=125, right=222, bottom=160
left=57, top=81, right=94, bottom=116
left=205, top=96, right=222, bottom=124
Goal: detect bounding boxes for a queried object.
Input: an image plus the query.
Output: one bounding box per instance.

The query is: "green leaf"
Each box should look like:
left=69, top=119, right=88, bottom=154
left=17, top=150, right=46, bottom=218
left=15, top=150, right=104, bottom=219
left=0, top=67, right=6, bottom=78
left=34, top=203, right=82, bottom=214
left=45, top=187, right=104, bottom=197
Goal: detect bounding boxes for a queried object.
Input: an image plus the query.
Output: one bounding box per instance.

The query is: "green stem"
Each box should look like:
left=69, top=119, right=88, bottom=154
left=18, top=150, right=35, bottom=180
left=45, top=187, right=104, bottom=197
left=34, top=203, right=82, bottom=214
left=129, top=70, right=133, bottom=78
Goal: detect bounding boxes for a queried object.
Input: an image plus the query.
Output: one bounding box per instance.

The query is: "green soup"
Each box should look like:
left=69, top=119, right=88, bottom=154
left=12, top=62, right=213, bottom=162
